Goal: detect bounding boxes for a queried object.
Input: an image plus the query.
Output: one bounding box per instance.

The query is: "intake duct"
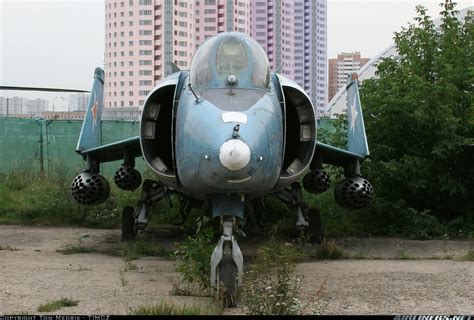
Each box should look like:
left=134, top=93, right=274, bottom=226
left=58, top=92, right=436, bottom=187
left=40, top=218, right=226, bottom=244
left=303, top=169, right=331, bottom=194
left=114, top=166, right=142, bottom=191
left=334, top=176, right=373, bottom=210
left=71, top=172, right=110, bottom=205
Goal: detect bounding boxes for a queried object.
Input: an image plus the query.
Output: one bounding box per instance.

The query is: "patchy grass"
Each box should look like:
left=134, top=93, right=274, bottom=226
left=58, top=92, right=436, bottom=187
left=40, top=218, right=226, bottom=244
left=0, top=245, right=20, bottom=251
left=128, top=301, right=222, bottom=315
left=304, top=239, right=344, bottom=260
left=57, top=241, right=97, bottom=255
left=396, top=248, right=412, bottom=260
left=169, top=279, right=214, bottom=297
left=37, top=298, right=78, bottom=312
left=241, top=239, right=308, bottom=315
left=464, top=250, right=474, bottom=261
left=57, top=238, right=171, bottom=260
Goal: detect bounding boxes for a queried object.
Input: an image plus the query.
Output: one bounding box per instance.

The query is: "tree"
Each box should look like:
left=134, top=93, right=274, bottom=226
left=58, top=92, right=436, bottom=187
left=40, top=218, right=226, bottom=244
left=359, top=1, right=474, bottom=220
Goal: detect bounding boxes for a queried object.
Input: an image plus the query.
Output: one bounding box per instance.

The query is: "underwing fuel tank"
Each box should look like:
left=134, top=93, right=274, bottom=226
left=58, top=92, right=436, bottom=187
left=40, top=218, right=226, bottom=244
left=175, top=86, right=284, bottom=198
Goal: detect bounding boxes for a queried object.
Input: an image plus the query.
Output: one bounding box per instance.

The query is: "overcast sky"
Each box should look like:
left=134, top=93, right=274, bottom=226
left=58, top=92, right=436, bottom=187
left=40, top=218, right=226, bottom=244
left=0, top=0, right=472, bottom=109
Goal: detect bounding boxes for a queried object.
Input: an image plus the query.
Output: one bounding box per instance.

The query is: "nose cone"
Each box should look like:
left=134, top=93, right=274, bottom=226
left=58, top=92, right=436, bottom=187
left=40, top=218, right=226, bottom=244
left=219, top=139, right=251, bottom=171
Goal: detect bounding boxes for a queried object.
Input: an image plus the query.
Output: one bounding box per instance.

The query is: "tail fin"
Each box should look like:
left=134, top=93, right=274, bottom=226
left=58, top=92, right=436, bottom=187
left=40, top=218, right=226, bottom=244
left=76, top=67, right=104, bottom=153
left=346, top=73, right=369, bottom=157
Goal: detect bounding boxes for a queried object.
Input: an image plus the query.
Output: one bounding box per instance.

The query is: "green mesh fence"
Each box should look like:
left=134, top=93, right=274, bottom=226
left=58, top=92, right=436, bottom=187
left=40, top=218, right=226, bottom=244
left=0, top=117, right=145, bottom=179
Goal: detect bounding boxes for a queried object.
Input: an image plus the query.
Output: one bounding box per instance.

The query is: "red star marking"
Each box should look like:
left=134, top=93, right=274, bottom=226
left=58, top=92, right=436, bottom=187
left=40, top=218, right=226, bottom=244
left=91, top=102, right=97, bottom=130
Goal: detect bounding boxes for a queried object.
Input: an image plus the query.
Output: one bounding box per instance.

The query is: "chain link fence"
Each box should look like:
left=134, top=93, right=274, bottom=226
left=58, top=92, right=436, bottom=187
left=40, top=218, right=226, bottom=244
left=0, top=117, right=146, bottom=179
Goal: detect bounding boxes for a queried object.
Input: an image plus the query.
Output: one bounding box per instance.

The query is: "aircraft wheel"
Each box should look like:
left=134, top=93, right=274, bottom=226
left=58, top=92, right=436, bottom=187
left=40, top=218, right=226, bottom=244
left=216, top=256, right=238, bottom=308
left=307, top=208, right=323, bottom=244
left=122, top=206, right=136, bottom=241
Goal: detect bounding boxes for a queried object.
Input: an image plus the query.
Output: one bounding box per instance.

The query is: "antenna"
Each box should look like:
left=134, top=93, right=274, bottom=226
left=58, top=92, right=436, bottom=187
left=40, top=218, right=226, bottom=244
left=188, top=83, right=202, bottom=104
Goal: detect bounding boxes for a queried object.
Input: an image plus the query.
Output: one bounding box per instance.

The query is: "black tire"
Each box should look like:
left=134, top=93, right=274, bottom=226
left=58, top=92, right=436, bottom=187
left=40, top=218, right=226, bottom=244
left=217, top=257, right=238, bottom=308
left=307, top=208, right=323, bottom=244
left=122, top=206, right=136, bottom=241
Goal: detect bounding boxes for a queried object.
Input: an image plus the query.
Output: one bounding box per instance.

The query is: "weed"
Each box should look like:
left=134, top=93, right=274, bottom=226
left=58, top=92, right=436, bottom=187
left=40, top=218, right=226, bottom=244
left=442, top=233, right=449, bottom=253
left=241, top=239, right=305, bottom=315
left=256, top=238, right=304, bottom=267
left=169, top=280, right=213, bottom=297
left=173, top=221, right=215, bottom=293
left=464, top=250, right=474, bottom=261
left=120, top=239, right=170, bottom=261
left=0, top=245, right=20, bottom=251
left=37, top=298, right=78, bottom=312
left=396, top=248, right=411, bottom=260
left=309, top=239, right=344, bottom=260
left=57, top=241, right=97, bottom=255
left=124, top=260, right=139, bottom=271
left=128, top=301, right=222, bottom=315
left=242, top=262, right=303, bottom=315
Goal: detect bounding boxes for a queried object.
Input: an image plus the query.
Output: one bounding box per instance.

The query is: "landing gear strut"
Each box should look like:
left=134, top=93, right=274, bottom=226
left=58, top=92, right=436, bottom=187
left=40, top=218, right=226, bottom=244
left=277, top=182, right=323, bottom=244
left=121, top=179, right=166, bottom=241
left=211, top=217, right=243, bottom=307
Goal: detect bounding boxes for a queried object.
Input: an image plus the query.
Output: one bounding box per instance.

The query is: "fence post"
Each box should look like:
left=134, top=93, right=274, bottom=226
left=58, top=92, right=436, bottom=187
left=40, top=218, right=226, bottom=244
left=45, top=120, right=53, bottom=174
left=36, top=119, right=44, bottom=175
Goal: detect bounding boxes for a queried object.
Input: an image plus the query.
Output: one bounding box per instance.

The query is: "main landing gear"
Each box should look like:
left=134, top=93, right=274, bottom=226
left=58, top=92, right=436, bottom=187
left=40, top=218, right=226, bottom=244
left=277, top=182, right=323, bottom=244
left=121, top=179, right=167, bottom=241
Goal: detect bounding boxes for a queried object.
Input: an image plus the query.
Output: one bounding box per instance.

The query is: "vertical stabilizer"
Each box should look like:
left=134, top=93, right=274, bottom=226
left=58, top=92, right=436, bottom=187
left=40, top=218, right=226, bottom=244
left=76, top=67, right=104, bottom=153
left=346, top=73, right=369, bottom=157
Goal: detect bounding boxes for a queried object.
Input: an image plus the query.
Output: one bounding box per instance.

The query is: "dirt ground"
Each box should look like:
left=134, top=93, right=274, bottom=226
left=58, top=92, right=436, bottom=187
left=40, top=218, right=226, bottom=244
left=0, top=225, right=472, bottom=315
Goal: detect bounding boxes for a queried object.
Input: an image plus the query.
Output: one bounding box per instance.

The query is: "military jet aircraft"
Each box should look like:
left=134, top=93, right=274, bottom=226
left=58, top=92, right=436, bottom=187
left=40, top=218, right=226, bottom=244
left=23, top=32, right=372, bottom=307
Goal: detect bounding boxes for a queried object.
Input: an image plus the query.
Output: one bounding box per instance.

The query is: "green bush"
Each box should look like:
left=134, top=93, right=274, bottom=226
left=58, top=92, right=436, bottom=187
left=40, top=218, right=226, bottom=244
left=173, top=220, right=215, bottom=293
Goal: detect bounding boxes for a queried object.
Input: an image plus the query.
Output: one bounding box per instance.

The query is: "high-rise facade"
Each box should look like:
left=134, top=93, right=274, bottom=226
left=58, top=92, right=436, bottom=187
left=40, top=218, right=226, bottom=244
left=104, top=0, right=194, bottom=108
left=68, top=93, right=90, bottom=112
left=328, top=52, right=370, bottom=102
left=195, top=0, right=250, bottom=47
left=250, top=0, right=327, bottom=117
left=0, top=97, right=49, bottom=116
left=104, top=0, right=249, bottom=109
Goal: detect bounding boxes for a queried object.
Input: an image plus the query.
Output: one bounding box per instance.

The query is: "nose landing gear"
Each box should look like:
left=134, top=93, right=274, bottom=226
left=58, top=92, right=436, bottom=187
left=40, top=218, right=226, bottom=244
left=211, top=217, right=243, bottom=307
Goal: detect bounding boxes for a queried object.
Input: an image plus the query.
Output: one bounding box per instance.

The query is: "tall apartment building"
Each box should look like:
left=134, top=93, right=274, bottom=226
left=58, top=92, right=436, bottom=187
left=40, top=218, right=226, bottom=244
left=195, top=0, right=250, bottom=47
left=68, top=93, right=90, bottom=112
left=104, top=0, right=194, bottom=108
left=104, top=0, right=249, bottom=109
left=250, top=0, right=327, bottom=117
left=328, top=52, right=370, bottom=102
left=0, top=97, right=49, bottom=116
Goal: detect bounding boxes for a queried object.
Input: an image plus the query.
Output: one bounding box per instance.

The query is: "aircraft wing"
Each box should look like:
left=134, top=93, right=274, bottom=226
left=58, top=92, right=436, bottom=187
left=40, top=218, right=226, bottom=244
left=314, top=142, right=365, bottom=167
left=79, top=136, right=142, bottom=163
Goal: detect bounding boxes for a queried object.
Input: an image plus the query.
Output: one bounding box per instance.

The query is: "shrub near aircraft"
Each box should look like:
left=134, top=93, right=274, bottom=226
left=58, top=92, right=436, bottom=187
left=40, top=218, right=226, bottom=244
left=2, top=32, right=373, bottom=307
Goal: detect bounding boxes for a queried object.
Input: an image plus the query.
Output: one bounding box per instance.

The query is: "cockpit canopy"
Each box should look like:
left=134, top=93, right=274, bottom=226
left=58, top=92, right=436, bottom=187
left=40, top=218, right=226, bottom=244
left=190, top=32, right=271, bottom=90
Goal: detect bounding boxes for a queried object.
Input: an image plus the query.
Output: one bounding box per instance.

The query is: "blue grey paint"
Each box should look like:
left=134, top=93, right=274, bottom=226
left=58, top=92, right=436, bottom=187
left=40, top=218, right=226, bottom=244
left=175, top=81, right=283, bottom=199
left=76, top=67, right=104, bottom=152
left=346, top=74, right=369, bottom=157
